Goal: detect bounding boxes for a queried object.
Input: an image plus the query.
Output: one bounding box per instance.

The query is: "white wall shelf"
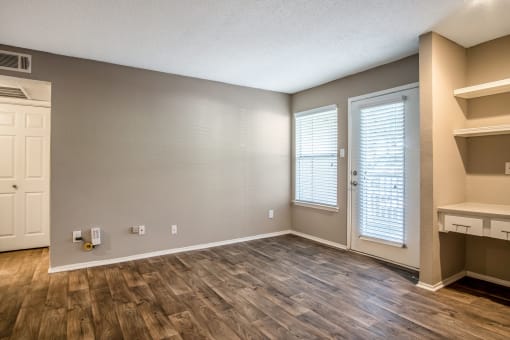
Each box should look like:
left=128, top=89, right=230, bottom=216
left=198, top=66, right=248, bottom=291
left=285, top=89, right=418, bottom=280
left=453, top=78, right=510, bottom=99
left=453, top=125, right=510, bottom=138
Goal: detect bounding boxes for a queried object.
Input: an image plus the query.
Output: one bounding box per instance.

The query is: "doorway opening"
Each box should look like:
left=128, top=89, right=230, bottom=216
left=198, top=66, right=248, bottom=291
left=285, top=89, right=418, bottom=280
left=0, top=75, right=51, bottom=252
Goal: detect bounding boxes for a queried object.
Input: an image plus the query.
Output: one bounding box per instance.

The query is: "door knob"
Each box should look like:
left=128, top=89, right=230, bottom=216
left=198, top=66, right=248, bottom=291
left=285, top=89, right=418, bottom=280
left=351, top=180, right=358, bottom=186
left=12, top=184, right=18, bottom=189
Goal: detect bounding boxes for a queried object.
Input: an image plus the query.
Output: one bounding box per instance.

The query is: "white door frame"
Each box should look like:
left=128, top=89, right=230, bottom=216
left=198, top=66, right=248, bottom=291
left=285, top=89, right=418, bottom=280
left=0, top=97, right=50, bottom=108
left=0, top=96, right=51, bottom=251
left=347, top=82, right=419, bottom=267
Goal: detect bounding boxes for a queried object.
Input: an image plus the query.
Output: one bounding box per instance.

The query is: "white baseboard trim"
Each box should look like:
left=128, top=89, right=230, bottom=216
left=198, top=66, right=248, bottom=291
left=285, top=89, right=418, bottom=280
left=49, top=228, right=510, bottom=290
left=416, top=270, right=466, bottom=292
left=48, top=229, right=292, bottom=273
left=291, top=231, right=420, bottom=271
left=416, top=270, right=510, bottom=291
left=466, top=271, right=510, bottom=288
left=289, top=230, right=347, bottom=250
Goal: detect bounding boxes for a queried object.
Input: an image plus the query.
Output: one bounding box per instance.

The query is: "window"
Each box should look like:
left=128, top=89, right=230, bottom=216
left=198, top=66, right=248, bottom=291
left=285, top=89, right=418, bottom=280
left=294, top=105, right=338, bottom=208
left=359, top=99, right=405, bottom=245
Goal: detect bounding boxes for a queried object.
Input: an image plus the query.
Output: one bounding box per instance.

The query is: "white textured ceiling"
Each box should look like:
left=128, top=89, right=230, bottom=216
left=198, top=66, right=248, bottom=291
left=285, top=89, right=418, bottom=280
left=0, top=0, right=509, bottom=93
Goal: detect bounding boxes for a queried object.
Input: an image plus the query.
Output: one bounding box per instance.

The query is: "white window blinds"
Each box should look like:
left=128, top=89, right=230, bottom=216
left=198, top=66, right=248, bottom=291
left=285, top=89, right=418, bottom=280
left=359, top=99, right=406, bottom=245
left=295, top=105, right=338, bottom=207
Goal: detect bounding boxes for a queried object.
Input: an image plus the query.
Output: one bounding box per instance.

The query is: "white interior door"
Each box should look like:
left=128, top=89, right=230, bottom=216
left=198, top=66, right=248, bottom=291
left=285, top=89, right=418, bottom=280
left=349, top=84, right=420, bottom=268
left=0, top=102, right=50, bottom=252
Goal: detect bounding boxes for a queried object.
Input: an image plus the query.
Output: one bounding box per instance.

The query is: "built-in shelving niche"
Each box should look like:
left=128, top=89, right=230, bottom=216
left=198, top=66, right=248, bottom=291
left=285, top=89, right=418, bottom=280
left=441, top=79, right=510, bottom=239
left=453, top=78, right=510, bottom=138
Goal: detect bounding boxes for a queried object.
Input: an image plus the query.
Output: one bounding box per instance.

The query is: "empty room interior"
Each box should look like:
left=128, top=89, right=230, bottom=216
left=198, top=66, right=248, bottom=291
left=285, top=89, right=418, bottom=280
left=1, top=0, right=510, bottom=339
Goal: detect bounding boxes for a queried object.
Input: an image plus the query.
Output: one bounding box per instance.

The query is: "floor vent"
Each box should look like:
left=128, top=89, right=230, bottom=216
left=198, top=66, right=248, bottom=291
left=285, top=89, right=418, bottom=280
left=0, top=50, right=31, bottom=73
left=0, top=86, right=29, bottom=99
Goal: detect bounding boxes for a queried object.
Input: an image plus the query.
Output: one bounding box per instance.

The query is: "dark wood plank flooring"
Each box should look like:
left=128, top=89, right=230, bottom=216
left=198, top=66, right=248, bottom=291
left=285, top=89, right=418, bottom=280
left=1, top=235, right=509, bottom=339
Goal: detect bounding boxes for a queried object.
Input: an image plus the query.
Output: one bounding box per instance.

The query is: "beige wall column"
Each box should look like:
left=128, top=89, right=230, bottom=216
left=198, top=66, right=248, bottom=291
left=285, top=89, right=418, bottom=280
left=419, top=32, right=467, bottom=285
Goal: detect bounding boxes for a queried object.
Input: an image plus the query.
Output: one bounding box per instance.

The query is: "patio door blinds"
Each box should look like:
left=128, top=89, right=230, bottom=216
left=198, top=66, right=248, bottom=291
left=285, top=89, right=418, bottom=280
left=359, top=99, right=406, bottom=245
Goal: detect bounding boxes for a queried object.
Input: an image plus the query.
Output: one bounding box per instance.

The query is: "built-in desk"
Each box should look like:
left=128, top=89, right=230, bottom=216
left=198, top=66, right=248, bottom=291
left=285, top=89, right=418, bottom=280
left=438, top=202, right=510, bottom=241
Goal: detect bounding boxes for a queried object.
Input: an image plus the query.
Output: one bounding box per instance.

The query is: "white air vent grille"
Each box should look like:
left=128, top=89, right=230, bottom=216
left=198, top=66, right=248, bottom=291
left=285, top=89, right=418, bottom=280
left=0, top=86, right=29, bottom=99
left=0, top=50, right=31, bottom=73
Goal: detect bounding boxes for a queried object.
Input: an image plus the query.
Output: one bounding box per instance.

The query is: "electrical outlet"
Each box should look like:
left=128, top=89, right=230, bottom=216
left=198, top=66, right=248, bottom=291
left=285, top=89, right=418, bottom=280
left=91, top=227, right=101, bottom=245
left=139, top=225, right=146, bottom=235
left=506, top=162, right=510, bottom=175
left=72, top=230, right=82, bottom=243
left=268, top=209, right=274, bottom=219
left=171, top=225, right=177, bottom=235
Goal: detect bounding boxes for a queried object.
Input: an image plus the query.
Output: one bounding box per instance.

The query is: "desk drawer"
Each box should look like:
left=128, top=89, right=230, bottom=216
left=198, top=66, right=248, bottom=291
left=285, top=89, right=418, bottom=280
left=490, top=220, right=510, bottom=241
left=444, top=215, right=483, bottom=236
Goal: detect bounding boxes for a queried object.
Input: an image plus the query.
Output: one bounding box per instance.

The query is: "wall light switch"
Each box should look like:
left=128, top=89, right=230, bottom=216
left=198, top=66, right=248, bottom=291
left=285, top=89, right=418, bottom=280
left=268, top=209, right=274, bottom=219
left=340, top=148, right=345, bottom=158
left=505, top=162, right=510, bottom=175
left=72, top=230, right=82, bottom=243
left=171, top=225, right=177, bottom=235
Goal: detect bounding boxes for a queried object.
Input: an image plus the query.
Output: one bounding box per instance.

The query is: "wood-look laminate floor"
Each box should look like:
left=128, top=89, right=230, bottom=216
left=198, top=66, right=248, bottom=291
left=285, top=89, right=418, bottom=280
left=1, top=235, right=509, bottom=339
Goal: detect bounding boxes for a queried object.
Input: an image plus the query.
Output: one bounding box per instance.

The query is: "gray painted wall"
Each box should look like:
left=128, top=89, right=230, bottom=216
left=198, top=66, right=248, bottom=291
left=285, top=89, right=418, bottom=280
left=290, top=55, right=419, bottom=245
left=0, top=45, right=291, bottom=268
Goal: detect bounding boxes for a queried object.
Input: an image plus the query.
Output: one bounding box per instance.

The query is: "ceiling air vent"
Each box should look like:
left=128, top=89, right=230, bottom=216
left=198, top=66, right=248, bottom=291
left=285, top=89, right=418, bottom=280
left=0, top=86, right=29, bottom=99
left=0, top=50, right=31, bottom=73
